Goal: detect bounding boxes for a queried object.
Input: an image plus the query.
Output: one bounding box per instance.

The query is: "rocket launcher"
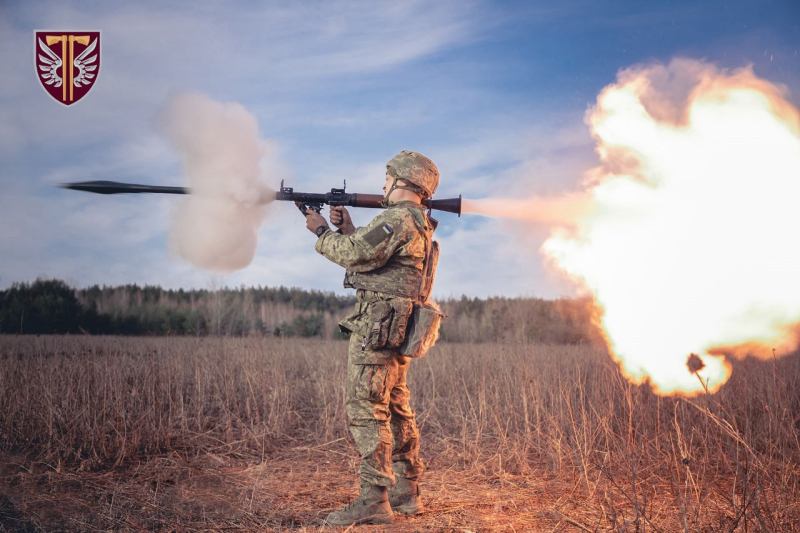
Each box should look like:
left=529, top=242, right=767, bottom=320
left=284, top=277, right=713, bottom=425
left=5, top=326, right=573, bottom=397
left=275, top=180, right=461, bottom=217
left=59, top=180, right=462, bottom=217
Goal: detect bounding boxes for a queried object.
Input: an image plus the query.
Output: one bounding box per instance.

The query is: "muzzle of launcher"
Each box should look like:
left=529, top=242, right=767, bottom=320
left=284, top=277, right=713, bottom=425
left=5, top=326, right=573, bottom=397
left=276, top=180, right=462, bottom=217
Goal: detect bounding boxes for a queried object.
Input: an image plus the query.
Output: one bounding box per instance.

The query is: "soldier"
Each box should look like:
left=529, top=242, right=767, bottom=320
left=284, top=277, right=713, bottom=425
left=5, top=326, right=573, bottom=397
left=302, top=151, right=440, bottom=526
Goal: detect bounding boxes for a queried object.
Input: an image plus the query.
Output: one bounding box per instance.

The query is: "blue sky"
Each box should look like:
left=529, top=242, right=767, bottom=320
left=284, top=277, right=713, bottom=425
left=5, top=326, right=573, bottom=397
left=1, top=1, right=798, bottom=298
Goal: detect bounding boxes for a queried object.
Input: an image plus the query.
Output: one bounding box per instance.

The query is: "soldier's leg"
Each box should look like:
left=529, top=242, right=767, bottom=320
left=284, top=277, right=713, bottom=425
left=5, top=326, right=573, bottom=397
left=387, top=355, right=425, bottom=515
left=344, top=334, right=402, bottom=487
left=389, top=355, right=424, bottom=480
left=326, top=335, right=401, bottom=525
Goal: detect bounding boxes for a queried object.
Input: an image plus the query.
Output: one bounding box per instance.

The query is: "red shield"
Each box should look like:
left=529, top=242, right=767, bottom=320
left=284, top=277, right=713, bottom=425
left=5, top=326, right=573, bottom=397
left=35, top=31, right=101, bottom=106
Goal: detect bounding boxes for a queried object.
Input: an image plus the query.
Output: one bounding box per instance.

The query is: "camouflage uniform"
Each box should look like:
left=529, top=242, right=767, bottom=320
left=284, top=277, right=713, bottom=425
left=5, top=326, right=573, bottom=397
left=315, top=201, right=433, bottom=487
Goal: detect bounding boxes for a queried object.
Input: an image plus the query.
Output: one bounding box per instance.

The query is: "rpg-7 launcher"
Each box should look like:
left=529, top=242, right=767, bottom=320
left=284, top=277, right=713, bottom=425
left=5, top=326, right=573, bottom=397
left=276, top=180, right=461, bottom=217
left=59, top=180, right=463, bottom=217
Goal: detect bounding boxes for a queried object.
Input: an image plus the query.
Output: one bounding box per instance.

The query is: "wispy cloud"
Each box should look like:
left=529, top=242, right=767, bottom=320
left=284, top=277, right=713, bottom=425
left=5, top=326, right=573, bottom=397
left=248, top=1, right=478, bottom=77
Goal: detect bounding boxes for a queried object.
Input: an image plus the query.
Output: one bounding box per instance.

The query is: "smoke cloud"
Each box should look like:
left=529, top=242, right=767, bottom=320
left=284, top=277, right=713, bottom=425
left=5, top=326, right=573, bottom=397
left=157, top=93, right=275, bottom=272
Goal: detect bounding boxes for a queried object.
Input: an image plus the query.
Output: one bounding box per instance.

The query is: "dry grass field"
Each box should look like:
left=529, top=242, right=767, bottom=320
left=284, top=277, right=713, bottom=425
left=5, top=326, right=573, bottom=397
left=1, top=335, right=799, bottom=531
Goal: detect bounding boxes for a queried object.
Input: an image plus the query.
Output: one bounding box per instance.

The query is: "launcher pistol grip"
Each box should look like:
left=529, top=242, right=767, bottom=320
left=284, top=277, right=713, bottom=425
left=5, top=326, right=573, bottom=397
left=294, top=201, right=323, bottom=216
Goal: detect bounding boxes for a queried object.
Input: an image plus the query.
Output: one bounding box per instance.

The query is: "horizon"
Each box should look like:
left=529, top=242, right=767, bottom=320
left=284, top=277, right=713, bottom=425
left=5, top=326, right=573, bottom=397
left=2, top=275, right=582, bottom=302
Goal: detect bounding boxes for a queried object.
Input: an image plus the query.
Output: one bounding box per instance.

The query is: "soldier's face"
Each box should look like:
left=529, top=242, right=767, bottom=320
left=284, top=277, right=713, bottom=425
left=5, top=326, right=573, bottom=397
left=383, top=173, right=393, bottom=196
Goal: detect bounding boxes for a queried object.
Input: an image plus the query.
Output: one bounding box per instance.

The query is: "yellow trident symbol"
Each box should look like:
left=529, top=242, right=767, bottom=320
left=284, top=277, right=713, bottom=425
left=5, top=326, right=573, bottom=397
left=45, top=34, right=90, bottom=103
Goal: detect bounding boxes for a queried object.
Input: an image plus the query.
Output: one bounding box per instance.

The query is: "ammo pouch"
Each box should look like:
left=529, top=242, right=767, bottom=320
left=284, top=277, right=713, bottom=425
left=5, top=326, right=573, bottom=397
left=361, top=298, right=414, bottom=351
left=399, top=300, right=445, bottom=358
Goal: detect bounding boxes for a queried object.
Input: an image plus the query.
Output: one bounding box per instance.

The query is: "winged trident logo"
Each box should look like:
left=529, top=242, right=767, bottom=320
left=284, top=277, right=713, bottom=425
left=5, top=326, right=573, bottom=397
left=35, top=31, right=100, bottom=106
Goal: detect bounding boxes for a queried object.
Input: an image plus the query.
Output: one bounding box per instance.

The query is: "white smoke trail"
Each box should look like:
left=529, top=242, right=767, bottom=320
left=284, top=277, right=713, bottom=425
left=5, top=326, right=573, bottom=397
left=157, top=93, right=275, bottom=272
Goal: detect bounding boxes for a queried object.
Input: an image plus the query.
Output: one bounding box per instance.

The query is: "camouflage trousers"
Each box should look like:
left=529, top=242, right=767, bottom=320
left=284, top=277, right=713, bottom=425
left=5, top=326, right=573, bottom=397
left=346, top=331, right=424, bottom=487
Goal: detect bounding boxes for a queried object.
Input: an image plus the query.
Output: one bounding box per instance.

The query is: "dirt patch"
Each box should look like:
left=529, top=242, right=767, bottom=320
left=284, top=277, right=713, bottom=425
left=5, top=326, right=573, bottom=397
left=0, top=449, right=580, bottom=531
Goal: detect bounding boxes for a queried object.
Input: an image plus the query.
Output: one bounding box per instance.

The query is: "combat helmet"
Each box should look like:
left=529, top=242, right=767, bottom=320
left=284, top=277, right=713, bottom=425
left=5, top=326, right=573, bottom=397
left=385, top=150, right=439, bottom=200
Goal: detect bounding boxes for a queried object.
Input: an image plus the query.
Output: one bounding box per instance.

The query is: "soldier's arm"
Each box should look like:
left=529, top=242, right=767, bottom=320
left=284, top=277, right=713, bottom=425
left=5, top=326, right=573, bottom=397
left=329, top=206, right=356, bottom=235
left=314, top=210, right=411, bottom=272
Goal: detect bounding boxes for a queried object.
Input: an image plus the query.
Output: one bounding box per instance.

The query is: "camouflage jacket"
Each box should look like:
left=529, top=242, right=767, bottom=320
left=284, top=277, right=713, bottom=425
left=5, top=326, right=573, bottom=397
left=315, top=202, right=436, bottom=362
left=314, top=201, right=433, bottom=299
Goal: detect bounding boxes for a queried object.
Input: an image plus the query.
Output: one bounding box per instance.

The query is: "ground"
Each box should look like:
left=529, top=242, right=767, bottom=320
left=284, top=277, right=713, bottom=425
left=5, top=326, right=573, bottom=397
left=0, top=448, right=595, bottom=532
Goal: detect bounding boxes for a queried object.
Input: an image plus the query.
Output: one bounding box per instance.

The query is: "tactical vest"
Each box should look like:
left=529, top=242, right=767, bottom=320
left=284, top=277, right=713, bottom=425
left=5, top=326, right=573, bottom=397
left=344, top=205, right=439, bottom=302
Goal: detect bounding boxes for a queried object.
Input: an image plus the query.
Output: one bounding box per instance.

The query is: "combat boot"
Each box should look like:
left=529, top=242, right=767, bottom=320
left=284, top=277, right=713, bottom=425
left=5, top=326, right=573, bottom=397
left=325, top=483, right=393, bottom=526
left=389, top=477, right=424, bottom=515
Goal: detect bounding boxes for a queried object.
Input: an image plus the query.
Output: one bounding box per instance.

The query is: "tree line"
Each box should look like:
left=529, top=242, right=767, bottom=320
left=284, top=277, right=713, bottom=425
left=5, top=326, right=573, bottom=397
left=0, top=279, right=601, bottom=344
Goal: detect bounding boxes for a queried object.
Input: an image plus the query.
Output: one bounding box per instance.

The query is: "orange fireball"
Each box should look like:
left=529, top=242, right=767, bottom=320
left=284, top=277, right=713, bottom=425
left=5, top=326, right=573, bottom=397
left=543, top=58, right=800, bottom=395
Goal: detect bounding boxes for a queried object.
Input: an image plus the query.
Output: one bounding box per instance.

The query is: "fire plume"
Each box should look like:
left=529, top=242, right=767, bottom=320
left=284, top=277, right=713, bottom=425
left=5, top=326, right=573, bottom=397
left=543, top=59, right=800, bottom=395
left=462, top=193, right=592, bottom=227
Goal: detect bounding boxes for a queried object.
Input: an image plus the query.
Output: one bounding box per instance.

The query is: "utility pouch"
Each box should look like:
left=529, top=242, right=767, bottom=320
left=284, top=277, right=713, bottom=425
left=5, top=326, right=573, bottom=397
left=362, top=301, right=394, bottom=351
left=386, top=298, right=414, bottom=348
left=399, top=301, right=446, bottom=358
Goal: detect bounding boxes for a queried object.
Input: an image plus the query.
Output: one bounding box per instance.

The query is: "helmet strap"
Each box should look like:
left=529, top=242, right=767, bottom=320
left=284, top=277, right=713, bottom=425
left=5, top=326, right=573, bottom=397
left=382, top=177, right=425, bottom=207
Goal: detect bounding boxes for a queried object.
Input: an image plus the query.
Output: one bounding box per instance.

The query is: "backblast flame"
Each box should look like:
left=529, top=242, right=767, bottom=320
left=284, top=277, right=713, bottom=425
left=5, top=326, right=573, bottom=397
left=543, top=58, right=800, bottom=395
left=462, top=193, right=592, bottom=227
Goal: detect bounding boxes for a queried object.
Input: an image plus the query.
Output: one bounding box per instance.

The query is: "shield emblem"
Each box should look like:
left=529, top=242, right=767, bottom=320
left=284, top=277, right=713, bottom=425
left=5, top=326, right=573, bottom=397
left=35, top=31, right=100, bottom=106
